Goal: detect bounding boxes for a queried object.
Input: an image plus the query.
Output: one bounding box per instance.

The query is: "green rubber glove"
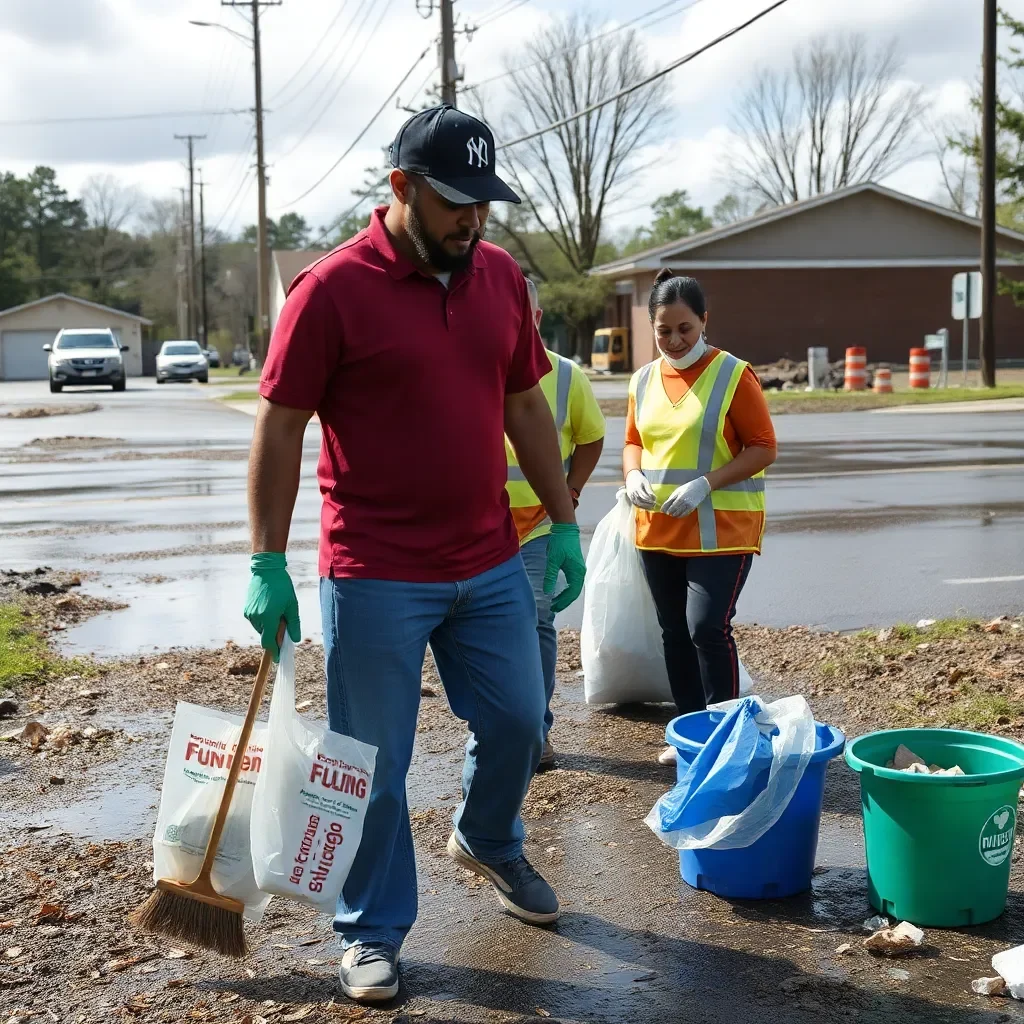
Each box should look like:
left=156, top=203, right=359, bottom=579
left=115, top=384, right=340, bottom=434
left=543, top=523, right=586, bottom=614
left=243, top=552, right=301, bottom=659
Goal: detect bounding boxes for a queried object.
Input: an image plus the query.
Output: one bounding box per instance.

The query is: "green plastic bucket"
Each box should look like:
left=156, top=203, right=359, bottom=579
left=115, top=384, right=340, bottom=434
left=846, top=728, right=1024, bottom=927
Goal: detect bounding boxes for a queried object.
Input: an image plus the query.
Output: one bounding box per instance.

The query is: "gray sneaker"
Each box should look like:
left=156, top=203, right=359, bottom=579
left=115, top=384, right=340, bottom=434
left=537, top=738, right=556, bottom=771
left=339, top=942, right=400, bottom=1003
left=447, top=832, right=560, bottom=925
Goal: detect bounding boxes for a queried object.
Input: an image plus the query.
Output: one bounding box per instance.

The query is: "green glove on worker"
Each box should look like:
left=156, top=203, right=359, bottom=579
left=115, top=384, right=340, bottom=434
left=243, top=552, right=301, bottom=659
left=543, top=523, right=587, bottom=614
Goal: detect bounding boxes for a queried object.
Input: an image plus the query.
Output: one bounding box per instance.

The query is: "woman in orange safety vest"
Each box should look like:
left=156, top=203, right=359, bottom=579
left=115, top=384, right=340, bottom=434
left=622, top=269, right=777, bottom=764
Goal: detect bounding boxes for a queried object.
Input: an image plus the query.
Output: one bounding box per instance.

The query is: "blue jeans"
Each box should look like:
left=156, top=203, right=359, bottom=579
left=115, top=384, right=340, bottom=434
left=520, top=535, right=557, bottom=738
left=320, top=555, right=545, bottom=950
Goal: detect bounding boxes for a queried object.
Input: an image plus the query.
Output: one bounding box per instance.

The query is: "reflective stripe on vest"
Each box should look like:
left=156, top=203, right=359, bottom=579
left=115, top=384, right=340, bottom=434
left=632, top=353, right=766, bottom=554
left=506, top=356, right=573, bottom=484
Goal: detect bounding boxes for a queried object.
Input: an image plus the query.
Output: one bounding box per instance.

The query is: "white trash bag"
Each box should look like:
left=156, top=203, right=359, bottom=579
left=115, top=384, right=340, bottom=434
left=250, top=637, right=378, bottom=914
left=645, top=695, right=816, bottom=850
left=581, top=490, right=753, bottom=704
left=152, top=702, right=271, bottom=922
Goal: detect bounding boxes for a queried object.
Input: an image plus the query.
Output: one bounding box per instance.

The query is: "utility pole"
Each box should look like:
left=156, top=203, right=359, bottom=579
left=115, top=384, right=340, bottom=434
left=175, top=133, right=205, bottom=340
left=221, top=0, right=278, bottom=361
left=440, top=0, right=458, bottom=107
left=981, top=0, right=998, bottom=388
left=198, top=173, right=209, bottom=350
left=176, top=188, right=189, bottom=338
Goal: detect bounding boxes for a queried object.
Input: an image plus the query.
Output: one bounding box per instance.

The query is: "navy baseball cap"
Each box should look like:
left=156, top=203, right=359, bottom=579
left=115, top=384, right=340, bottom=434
left=389, top=105, right=521, bottom=205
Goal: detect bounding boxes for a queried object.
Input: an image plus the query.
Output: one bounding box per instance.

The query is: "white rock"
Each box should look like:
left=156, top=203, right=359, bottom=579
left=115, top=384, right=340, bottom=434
left=972, top=976, right=1007, bottom=997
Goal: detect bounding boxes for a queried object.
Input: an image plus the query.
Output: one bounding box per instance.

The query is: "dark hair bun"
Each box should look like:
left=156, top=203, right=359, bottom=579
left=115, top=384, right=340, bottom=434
left=648, top=270, right=707, bottom=321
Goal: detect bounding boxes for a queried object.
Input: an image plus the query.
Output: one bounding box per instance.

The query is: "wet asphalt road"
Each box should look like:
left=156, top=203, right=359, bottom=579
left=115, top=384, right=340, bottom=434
left=1, top=378, right=1021, bottom=655
left=4, top=379, right=1024, bottom=1023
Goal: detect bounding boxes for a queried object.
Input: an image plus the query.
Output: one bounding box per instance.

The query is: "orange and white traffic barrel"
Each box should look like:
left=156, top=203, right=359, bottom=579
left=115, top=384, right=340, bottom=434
left=844, top=347, right=867, bottom=391
left=873, top=366, right=893, bottom=394
left=909, top=348, right=930, bottom=389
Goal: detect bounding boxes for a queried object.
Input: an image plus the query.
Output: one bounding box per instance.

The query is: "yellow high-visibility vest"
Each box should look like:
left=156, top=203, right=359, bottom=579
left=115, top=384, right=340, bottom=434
left=630, top=351, right=766, bottom=554
left=505, top=351, right=573, bottom=544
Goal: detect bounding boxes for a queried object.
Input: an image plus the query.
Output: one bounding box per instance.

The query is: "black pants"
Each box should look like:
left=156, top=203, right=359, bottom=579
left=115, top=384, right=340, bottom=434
left=640, top=551, right=753, bottom=716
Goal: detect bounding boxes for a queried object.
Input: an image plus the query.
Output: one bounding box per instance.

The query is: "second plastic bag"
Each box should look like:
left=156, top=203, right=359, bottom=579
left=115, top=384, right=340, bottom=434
left=645, top=695, right=816, bottom=850
left=250, top=637, right=378, bottom=914
left=581, top=491, right=672, bottom=704
left=581, top=490, right=753, bottom=704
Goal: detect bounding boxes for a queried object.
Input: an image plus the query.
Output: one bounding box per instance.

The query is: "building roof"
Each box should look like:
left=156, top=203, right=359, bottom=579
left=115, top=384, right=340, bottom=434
left=591, top=182, right=1024, bottom=276
left=0, top=292, right=153, bottom=324
left=273, top=250, right=331, bottom=291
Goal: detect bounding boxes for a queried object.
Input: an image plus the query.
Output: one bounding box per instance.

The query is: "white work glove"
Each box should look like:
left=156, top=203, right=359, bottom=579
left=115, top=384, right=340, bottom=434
left=660, top=476, right=712, bottom=518
left=625, top=470, right=657, bottom=510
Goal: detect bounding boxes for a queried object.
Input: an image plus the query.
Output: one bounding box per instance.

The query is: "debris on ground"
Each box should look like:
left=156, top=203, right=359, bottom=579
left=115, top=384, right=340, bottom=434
left=0, top=403, right=100, bottom=419
left=972, top=976, right=1008, bottom=996
left=992, top=945, right=1024, bottom=999
left=835, top=943, right=853, bottom=955
left=738, top=617, right=1024, bottom=736
left=1, top=719, right=124, bottom=753
left=864, top=921, right=925, bottom=955
left=863, top=915, right=891, bottom=933
left=887, top=743, right=966, bottom=776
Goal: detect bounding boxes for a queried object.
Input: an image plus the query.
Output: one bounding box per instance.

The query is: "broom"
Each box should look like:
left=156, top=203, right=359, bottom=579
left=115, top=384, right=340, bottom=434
left=130, top=622, right=283, bottom=957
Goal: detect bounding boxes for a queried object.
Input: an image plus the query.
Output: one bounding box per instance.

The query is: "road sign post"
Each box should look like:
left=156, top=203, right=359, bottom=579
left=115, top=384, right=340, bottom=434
left=952, top=271, right=982, bottom=386
left=924, top=329, right=950, bottom=388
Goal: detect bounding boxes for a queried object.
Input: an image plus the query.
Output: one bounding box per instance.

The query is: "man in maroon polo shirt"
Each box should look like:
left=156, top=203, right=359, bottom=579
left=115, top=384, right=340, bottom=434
left=243, top=106, right=585, bottom=1004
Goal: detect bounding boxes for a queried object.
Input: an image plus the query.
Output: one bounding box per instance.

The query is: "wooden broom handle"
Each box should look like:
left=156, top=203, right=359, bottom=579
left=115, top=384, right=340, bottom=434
left=196, top=621, right=285, bottom=882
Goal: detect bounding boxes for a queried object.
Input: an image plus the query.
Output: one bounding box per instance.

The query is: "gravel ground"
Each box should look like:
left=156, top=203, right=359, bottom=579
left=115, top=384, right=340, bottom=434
left=4, top=578, right=1024, bottom=1023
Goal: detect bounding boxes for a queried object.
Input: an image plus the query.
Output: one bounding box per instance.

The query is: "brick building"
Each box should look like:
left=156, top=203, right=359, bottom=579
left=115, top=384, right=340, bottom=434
left=590, top=183, right=1024, bottom=370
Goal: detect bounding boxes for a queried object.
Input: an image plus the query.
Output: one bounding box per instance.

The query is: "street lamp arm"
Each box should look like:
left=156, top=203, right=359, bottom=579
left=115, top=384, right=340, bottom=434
left=188, top=19, right=253, bottom=47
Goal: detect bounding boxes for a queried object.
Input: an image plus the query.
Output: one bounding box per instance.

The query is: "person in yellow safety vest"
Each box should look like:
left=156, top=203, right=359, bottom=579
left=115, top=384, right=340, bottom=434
left=506, top=277, right=605, bottom=770
left=622, top=269, right=777, bottom=765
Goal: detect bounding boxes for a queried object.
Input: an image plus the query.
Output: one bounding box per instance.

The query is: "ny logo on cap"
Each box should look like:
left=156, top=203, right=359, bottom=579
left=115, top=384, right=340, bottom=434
left=466, top=136, right=489, bottom=168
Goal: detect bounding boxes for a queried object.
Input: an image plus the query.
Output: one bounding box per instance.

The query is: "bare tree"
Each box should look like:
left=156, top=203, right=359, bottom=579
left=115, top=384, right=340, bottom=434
left=482, top=13, right=670, bottom=359
left=78, top=174, right=144, bottom=305
left=728, top=35, right=929, bottom=207
left=934, top=118, right=980, bottom=216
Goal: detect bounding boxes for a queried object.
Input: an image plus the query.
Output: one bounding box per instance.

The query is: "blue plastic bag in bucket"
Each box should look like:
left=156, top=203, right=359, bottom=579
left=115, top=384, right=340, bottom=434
left=645, top=695, right=816, bottom=850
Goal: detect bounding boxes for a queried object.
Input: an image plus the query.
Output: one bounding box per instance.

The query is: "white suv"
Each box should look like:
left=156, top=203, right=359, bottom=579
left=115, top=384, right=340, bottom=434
left=155, top=340, right=209, bottom=384
left=45, top=328, right=127, bottom=393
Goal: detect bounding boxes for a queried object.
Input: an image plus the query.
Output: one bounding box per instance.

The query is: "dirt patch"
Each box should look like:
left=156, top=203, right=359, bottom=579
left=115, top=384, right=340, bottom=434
left=1, top=568, right=126, bottom=637
left=0, top=404, right=100, bottom=419
left=522, top=769, right=636, bottom=819
left=737, top=617, right=1024, bottom=737
left=25, top=436, right=126, bottom=449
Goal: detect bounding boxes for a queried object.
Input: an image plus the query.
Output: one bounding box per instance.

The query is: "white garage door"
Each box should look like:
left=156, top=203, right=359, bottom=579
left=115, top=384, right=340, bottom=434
left=1, top=329, right=57, bottom=380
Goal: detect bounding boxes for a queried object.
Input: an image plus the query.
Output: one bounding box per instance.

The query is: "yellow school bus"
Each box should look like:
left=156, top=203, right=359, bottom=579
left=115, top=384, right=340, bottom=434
left=591, top=327, right=630, bottom=372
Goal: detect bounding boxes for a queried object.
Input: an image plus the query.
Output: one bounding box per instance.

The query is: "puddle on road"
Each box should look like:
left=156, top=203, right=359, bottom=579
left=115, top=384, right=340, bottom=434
left=3, top=782, right=160, bottom=841
left=58, top=555, right=323, bottom=657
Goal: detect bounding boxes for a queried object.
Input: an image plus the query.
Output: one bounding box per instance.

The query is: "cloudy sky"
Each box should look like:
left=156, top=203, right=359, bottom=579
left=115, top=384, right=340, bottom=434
left=0, top=0, right=1019, bottom=240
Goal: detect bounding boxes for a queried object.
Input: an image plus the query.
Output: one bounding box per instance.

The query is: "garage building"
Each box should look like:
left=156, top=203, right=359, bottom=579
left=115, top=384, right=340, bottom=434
left=0, top=293, right=152, bottom=381
left=590, top=183, right=1024, bottom=370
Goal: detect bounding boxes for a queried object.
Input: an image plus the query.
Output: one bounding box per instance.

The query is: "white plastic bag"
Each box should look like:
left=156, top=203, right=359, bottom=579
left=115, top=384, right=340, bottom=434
left=645, top=695, right=816, bottom=850
left=151, top=702, right=271, bottom=922
left=581, top=490, right=753, bottom=704
left=250, top=637, right=377, bottom=914
left=581, top=491, right=670, bottom=704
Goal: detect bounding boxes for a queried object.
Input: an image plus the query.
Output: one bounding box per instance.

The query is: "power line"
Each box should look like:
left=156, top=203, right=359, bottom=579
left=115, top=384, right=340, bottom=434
left=212, top=170, right=257, bottom=235
left=0, top=108, right=249, bottom=127
left=498, top=0, right=792, bottom=152
left=279, top=44, right=433, bottom=210
left=476, top=0, right=531, bottom=28
left=273, top=0, right=397, bottom=163
left=267, top=0, right=353, bottom=105
left=271, top=0, right=374, bottom=112
left=463, top=0, right=707, bottom=94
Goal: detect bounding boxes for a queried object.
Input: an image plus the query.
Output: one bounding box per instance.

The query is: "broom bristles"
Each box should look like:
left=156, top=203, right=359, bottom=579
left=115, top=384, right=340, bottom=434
left=130, top=887, right=247, bottom=958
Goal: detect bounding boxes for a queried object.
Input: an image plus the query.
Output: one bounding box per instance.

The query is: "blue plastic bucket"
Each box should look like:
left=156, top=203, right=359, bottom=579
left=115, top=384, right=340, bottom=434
left=665, top=709, right=845, bottom=899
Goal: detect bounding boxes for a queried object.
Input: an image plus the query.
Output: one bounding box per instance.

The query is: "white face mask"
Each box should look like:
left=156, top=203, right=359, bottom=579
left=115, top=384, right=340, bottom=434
left=660, top=332, right=707, bottom=370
